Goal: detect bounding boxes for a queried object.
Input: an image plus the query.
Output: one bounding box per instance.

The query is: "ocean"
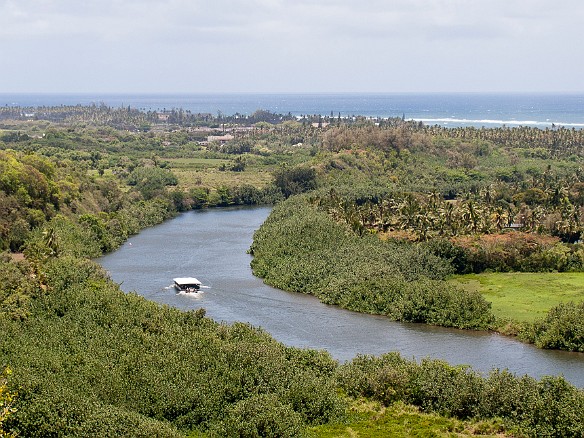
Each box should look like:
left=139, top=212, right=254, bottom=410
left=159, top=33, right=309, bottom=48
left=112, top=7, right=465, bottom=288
left=1, top=92, right=584, bottom=129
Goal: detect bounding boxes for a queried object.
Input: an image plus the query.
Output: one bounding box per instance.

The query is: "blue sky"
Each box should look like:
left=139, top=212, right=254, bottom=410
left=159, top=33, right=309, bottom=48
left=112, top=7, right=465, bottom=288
left=1, top=0, right=582, bottom=93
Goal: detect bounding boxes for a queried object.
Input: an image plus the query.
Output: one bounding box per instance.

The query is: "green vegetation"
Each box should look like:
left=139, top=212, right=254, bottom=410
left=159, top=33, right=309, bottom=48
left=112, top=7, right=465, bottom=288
left=251, top=191, right=584, bottom=349
left=309, top=400, right=514, bottom=438
left=1, top=253, right=581, bottom=436
left=246, top=119, right=584, bottom=351
left=165, top=157, right=232, bottom=170
left=0, top=256, right=345, bottom=436
left=2, top=104, right=584, bottom=435
left=250, top=196, right=493, bottom=329
left=0, top=367, right=17, bottom=438
left=522, top=301, right=584, bottom=351
left=452, top=272, right=584, bottom=322
left=336, top=353, right=584, bottom=437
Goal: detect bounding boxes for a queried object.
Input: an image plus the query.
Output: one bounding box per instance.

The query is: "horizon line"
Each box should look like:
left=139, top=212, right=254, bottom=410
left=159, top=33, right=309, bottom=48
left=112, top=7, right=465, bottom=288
left=1, top=90, right=584, bottom=95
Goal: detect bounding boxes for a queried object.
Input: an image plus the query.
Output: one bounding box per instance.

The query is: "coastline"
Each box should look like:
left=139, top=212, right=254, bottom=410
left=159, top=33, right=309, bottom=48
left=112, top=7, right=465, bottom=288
left=1, top=92, right=584, bottom=129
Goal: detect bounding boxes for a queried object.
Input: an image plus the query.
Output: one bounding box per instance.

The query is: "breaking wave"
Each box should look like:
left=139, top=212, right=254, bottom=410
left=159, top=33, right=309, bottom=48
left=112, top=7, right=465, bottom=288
left=413, top=117, right=584, bottom=128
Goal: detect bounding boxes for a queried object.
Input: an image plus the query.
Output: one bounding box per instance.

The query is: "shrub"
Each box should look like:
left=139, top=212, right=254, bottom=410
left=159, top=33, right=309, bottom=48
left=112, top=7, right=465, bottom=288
left=273, top=166, right=317, bottom=198
left=7, top=387, right=182, bottom=438
left=335, top=353, right=413, bottom=403
left=280, top=373, right=345, bottom=425
left=521, top=301, right=584, bottom=352
left=211, top=394, right=304, bottom=438
left=337, top=353, right=584, bottom=436
left=421, top=238, right=470, bottom=274
left=127, top=167, right=178, bottom=200
left=0, top=255, right=38, bottom=321
left=450, top=232, right=576, bottom=273
left=0, top=367, right=17, bottom=438
left=408, top=359, right=484, bottom=418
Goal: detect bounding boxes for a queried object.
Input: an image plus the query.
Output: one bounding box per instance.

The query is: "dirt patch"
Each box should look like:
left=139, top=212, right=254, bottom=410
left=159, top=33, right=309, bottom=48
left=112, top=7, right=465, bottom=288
left=9, top=253, right=25, bottom=262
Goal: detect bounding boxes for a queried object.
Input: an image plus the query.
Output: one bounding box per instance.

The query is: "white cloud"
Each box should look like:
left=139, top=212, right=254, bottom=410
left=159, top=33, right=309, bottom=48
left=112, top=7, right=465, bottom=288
left=1, top=0, right=579, bottom=43
left=0, top=0, right=583, bottom=92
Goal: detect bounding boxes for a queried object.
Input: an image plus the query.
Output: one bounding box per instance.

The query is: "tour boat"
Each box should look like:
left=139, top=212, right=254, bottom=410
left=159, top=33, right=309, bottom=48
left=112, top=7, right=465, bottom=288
left=173, top=277, right=202, bottom=293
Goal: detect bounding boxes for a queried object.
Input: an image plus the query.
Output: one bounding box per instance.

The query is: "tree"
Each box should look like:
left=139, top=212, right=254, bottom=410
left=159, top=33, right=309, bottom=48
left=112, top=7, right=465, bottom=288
left=274, top=166, right=317, bottom=198
left=126, top=167, right=178, bottom=200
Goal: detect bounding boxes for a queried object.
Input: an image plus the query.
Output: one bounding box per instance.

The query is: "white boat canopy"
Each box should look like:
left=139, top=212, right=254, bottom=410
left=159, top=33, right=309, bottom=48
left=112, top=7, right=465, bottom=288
left=173, top=277, right=202, bottom=286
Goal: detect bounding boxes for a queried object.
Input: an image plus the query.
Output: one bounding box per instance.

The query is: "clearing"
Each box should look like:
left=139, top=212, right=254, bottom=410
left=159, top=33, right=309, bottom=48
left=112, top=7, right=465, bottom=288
left=451, top=272, right=584, bottom=322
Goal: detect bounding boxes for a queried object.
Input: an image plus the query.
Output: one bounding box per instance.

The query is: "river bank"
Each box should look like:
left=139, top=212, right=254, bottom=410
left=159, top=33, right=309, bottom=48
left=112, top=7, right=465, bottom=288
left=98, top=206, right=584, bottom=387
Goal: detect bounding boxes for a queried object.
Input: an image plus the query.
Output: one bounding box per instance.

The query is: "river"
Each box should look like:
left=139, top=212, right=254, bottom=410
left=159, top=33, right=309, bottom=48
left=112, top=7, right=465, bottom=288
left=98, top=206, right=584, bottom=387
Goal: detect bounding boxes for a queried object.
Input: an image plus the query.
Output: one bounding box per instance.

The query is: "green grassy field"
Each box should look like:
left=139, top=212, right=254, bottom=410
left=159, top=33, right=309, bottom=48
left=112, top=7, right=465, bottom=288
left=172, top=168, right=273, bottom=191
left=308, top=400, right=512, bottom=438
left=164, top=157, right=231, bottom=169
left=164, top=157, right=274, bottom=191
left=451, top=272, right=584, bottom=322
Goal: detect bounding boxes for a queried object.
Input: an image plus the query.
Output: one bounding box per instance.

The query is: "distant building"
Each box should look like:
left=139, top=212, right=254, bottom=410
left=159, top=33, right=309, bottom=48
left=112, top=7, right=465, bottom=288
left=505, top=223, right=524, bottom=230
left=207, top=134, right=234, bottom=143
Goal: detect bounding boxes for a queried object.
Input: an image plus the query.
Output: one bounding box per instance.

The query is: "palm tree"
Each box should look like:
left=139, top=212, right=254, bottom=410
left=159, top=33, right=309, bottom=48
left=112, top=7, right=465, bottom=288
left=462, top=200, right=481, bottom=233
left=491, top=207, right=508, bottom=231
left=398, top=194, right=420, bottom=231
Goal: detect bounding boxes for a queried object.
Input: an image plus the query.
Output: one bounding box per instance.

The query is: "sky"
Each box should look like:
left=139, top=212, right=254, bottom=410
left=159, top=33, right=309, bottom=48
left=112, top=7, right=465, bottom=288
left=1, top=0, right=583, bottom=93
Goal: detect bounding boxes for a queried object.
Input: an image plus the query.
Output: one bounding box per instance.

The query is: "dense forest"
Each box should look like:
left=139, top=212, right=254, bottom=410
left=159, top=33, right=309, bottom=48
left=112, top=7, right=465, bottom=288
left=1, top=105, right=583, bottom=436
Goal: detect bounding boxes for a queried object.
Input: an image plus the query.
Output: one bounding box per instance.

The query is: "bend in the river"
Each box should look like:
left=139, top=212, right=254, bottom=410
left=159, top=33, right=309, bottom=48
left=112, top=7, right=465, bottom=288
left=98, top=206, right=584, bottom=387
